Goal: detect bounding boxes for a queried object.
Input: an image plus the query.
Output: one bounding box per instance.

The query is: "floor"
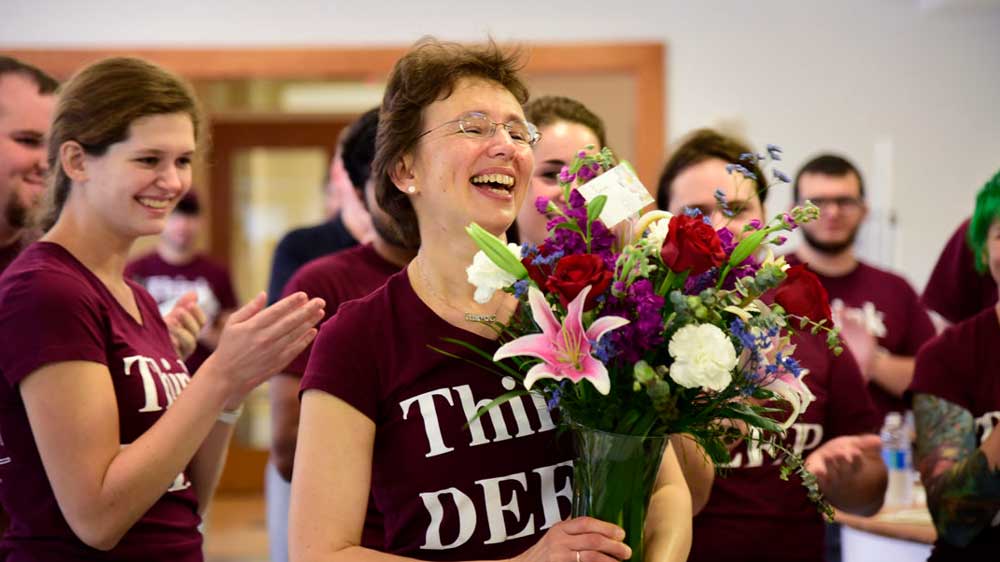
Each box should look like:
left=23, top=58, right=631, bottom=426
left=204, top=494, right=270, bottom=562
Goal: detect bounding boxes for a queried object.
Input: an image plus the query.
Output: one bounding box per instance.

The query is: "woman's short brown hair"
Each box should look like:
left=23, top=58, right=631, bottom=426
left=372, top=38, right=529, bottom=249
left=655, top=128, right=767, bottom=212
left=42, top=57, right=202, bottom=230
left=524, top=95, right=607, bottom=148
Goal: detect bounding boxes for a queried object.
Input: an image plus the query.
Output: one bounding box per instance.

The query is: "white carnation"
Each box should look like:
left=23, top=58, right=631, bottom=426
left=646, top=216, right=672, bottom=249
left=668, top=323, right=738, bottom=392
left=466, top=243, right=522, bottom=304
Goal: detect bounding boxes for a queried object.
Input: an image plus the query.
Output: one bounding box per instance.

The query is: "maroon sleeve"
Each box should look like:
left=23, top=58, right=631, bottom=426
left=0, top=270, right=108, bottom=386
left=921, top=219, right=993, bottom=324
left=909, top=330, right=966, bottom=407
left=824, top=346, right=882, bottom=437
left=300, top=299, right=378, bottom=421
left=280, top=265, right=339, bottom=377
left=900, top=281, right=937, bottom=356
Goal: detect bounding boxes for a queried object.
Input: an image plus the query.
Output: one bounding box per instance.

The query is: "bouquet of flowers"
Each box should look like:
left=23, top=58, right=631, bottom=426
left=459, top=146, right=837, bottom=559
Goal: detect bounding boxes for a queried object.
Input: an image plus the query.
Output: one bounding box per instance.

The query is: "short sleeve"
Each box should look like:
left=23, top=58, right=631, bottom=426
left=921, top=219, right=994, bottom=324
left=909, top=331, right=966, bottom=408
left=824, top=346, right=882, bottom=437
left=280, top=264, right=340, bottom=377
left=300, top=299, right=379, bottom=421
left=0, top=270, right=108, bottom=386
left=900, top=281, right=937, bottom=356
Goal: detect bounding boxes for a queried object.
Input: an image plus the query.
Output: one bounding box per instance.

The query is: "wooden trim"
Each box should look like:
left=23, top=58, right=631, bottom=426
left=4, top=42, right=666, bottom=182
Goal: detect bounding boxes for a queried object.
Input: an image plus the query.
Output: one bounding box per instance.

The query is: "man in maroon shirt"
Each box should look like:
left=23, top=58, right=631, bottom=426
left=0, top=57, right=57, bottom=274
left=791, top=154, right=936, bottom=419
left=267, top=108, right=416, bottom=561
left=126, top=192, right=238, bottom=373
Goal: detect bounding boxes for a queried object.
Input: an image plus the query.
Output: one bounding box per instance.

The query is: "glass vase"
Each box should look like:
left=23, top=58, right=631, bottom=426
left=570, top=423, right=668, bottom=562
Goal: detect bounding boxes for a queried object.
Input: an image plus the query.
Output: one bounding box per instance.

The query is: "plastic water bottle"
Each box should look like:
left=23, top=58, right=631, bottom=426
left=880, top=411, right=913, bottom=507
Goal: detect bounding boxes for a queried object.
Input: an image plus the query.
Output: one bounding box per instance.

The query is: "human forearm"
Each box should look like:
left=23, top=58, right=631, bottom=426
left=270, top=374, right=303, bottom=480
left=25, top=360, right=237, bottom=550
left=669, top=434, right=714, bottom=514
left=868, top=353, right=915, bottom=398
left=189, top=419, right=236, bottom=514
left=643, top=446, right=692, bottom=562
left=914, top=394, right=1000, bottom=547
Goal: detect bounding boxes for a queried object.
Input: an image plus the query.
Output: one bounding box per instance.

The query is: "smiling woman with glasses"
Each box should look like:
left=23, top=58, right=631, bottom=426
left=289, top=38, right=691, bottom=562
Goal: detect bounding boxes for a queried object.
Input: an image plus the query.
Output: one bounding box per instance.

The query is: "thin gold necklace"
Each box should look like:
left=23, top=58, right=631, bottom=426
left=415, top=257, right=501, bottom=323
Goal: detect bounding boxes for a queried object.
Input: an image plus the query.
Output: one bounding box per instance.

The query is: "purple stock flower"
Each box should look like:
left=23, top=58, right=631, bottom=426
left=684, top=269, right=718, bottom=295
left=773, top=169, right=791, bottom=183
left=782, top=213, right=797, bottom=228
left=559, top=166, right=576, bottom=184
left=603, top=279, right=665, bottom=364
left=577, top=164, right=596, bottom=181
left=541, top=190, right=617, bottom=268
left=535, top=196, right=551, bottom=215
left=748, top=219, right=763, bottom=230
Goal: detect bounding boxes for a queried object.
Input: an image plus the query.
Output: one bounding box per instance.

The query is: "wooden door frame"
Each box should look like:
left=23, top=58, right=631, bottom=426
left=209, top=116, right=351, bottom=265
left=5, top=42, right=666, bottom=182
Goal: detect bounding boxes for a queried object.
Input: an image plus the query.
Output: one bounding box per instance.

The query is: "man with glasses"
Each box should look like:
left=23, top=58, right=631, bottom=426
left=790, top=154, right=935, bottom=420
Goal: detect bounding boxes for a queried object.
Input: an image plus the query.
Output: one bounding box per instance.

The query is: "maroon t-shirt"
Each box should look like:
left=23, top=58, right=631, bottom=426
left=910, top=306, right=1000, bottom=560
left=0, top=242, right=203, bottom=561
left=689, top=333, right=881, bottom=562
left=788, top=255, right=936, bottom=417
left=125, top=252, right=238, bottom=373
left=281, top=243, right=401, bottom=377
left=921, top=219, right=998, bottom=325
left=0, top=242, right=20, bottom=275
left=301, top=269, right=574, bottom=560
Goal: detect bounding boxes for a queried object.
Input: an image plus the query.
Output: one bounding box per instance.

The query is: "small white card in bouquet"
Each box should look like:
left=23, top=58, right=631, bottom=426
left=576, top=162, right=655, bottom=228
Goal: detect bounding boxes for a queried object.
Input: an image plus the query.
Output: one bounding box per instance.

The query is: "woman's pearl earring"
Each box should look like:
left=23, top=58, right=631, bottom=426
left=406, top=185, right=417, bottom=194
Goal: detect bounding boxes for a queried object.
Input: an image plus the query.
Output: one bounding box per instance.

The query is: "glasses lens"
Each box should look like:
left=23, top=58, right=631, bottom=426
left=503, top=121, right=532, bottom=145
left=459, top=113, right=491, bottom=138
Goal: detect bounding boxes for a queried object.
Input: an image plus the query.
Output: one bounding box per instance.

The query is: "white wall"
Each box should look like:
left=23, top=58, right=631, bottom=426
left=4, top=0, right=1000, bottom=289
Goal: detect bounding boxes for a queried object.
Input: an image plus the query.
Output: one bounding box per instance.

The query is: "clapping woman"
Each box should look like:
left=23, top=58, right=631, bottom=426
left=0, top=57, right=324, bottom=560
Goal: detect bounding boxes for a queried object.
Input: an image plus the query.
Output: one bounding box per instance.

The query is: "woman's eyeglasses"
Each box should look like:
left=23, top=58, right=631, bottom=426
left=417, top=112, right=541, bottom=147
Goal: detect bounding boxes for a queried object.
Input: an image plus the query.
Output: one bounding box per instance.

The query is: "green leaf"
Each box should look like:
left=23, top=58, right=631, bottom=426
left=465, top=389, right=530, bottom=426
left=729, top=229, right=769, bottom=267
left=552, top=221, right=583, bottom=234
left=586, top=195, right=607, bottom=223
left=466, top=223, right=528, bottom=278
left=435, top=338, right=525, bottom=381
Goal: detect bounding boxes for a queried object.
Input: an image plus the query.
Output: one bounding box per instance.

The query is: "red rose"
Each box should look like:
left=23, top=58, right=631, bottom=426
left=774, top=264, right=833, bottom=324
left=659, top=215, right=726, bottom=275
left=522, top=254, right=550, bottom=289
left=545, top=254, right=613, bottom=311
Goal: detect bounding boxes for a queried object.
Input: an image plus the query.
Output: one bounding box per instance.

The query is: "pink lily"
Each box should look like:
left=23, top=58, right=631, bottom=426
left=494, top=285, right=629, bottom=395
left=762, top=368, right=815, bottom=430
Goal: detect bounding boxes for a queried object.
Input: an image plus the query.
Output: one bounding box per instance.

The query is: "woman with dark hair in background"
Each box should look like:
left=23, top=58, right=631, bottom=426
left=657, top=128, right=886, bottom=562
